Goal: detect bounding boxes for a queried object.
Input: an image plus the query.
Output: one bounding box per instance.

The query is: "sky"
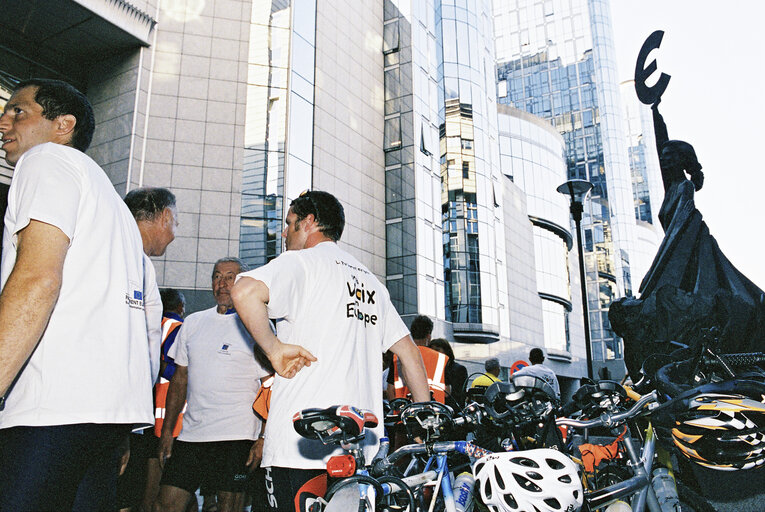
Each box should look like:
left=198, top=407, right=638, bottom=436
left=609, top=1, right=765, bottom=289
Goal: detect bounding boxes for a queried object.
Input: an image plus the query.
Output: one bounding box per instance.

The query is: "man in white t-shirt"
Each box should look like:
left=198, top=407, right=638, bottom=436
left=231, top=190, right=430, bottom=512
left=0, top=79, right=151, bottom=510
left=154, top=257, right=271, bottom=512
left=119, top=187, right=179, bottom=512
left=512, top=347, right=561, bottom=400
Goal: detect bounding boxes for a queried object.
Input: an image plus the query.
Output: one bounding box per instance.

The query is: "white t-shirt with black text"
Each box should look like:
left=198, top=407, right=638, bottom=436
left=0, top=143, right=152, bottom=429
left=169, top=307, right=270, bottom=442
left=236, top=241, right=409, bottom=469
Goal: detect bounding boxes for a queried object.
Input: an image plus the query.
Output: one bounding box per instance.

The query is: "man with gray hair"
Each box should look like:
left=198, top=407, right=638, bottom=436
left=471, top=357, right=502, bottom=388
left=118, top=187, right=178, bottom=511
left=153, top=257, right=271, bottom=512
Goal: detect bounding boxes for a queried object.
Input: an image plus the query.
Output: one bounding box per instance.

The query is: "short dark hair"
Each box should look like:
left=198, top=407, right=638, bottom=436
left=212, top=257, right=249, bottom=278
left=485, top=357, right=500, bottom=374
left=410, top=315, right=434, bottom=340
left=290, top=190, right=345, bottom=241
left=14, top=79, right=95, bottom=152
left=124, top=187, right=176, bottom=222
left=428, top=338, right=455, bottom=361
left=529, top=348, right=545, bottom=364
left=160, top=288, right=185, bottom=314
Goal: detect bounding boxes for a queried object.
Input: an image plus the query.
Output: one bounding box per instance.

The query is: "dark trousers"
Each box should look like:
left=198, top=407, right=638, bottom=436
left=265, top=466, right=327, bottom=512
left=0, top=423, right=130, bottom=512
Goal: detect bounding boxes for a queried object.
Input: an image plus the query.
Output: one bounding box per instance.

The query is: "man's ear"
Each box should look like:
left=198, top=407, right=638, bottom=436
left=56, top=114, right=77, bottom=145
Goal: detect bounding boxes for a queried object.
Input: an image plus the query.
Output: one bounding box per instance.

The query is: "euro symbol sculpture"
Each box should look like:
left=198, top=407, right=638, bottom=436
left=635, top=30, right=671, bottom=105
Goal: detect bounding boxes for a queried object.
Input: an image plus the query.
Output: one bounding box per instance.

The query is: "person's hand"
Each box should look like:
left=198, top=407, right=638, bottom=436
left=269, top=342, right=317, bottom=378
left=158, top=433, right=174, bottom=469
left=118, top=435, right=131, bottom=476
left=246, top=438, right=265, bottom=472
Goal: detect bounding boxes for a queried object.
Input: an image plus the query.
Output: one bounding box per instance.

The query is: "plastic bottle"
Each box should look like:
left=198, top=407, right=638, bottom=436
left=604, top=501, right=632, bottom=512
left=453, top=472, right=475, bottom=512
left=651, top=467, right=680, bottom=512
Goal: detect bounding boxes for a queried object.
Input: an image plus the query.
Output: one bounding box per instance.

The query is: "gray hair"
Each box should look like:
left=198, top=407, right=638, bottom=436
left=485, top=357, right=500, bottom=374
left=124, top=187, right=176, bottom=222
left=212, top=257, right=249, bottom=278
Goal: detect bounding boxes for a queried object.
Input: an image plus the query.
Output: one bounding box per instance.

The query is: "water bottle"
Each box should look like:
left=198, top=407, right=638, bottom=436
left=651, top=467, right=680, bottom=512
left=453, top=472, right=475, bottom=512
left=604, top=501, right=631, bottom=512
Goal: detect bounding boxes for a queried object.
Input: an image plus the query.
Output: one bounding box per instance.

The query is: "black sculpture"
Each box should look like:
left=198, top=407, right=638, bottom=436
left=609, top=31, right=765, bottom=380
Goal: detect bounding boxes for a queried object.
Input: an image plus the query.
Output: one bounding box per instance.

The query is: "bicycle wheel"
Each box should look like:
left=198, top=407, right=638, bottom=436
left=377, top=475, right=416, bottom=511
left=676, top=481, right=717, bottom=512
left=324, top=475, right=385, bottom=512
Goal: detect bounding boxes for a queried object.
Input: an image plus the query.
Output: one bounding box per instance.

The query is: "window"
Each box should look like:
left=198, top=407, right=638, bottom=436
left=384, top=117, right=401, bottom=151
left=383, top=20, right=400, bottom=54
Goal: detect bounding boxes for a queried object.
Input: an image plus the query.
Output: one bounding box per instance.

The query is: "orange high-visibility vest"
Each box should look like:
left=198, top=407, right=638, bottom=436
left=393, top=346, right=448, bottom=403
left=252, top=374, right=275, bottom=420
left=154, top=316, right=184, bottom=437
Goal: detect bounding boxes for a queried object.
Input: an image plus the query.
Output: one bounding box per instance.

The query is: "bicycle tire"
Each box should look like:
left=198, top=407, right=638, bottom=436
left=324, top=474, right=386, bottom=512
left=377, top=475, right=416, bottom=511
left=676, top=481, right=717, bottom=512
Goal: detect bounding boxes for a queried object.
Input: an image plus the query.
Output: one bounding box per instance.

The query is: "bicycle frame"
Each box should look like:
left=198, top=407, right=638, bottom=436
left=331, top=440, right=490, bottom=512
left=558, top=391, right=674, bottom=512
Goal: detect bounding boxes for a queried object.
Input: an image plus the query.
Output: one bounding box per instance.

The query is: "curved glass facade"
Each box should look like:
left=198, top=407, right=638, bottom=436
left=494, top=0, right=638, bottom=361
left=436, top=0, right=503, bottom=334
left=498, top=105, right=574, bottom=353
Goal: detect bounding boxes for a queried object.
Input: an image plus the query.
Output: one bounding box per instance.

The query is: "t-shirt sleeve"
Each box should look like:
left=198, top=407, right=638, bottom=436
left=168, top=317, right=190, bottom=366
left=380, top=295, right=410, bottom=352
left=236, top=252, right=306, bottom=319
left=10, top=150, right=82, bottom=242
left=144, top=255, right=163, bottom=385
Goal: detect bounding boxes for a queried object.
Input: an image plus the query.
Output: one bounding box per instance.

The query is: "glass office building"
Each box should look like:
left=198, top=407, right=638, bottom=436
left=620, top=79, right=663, bottom=287
left=497, top=105, right=574, bottom=354
left=494, top=0, right=639, bottom=364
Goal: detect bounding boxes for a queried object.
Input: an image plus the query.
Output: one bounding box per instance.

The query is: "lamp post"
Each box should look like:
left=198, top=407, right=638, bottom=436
left=557, top=179, right=594, bottom=380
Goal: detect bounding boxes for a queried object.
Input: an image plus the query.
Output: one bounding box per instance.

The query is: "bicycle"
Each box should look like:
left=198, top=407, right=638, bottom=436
left=293, top=400, right=490, bottom=511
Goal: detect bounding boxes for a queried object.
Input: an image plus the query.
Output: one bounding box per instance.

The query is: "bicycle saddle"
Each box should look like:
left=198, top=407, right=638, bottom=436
left=573, top=380, right=628, bottom=415
left=400, top=401, right=454, bottom=442
left=511, top=374, right=558, bottom=402
left=293, top=405, right=378, bottom=445
left=484, top=381, right=523, bottom=420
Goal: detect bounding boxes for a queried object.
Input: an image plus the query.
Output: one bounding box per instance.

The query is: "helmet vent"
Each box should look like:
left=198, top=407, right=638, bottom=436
left=526, top=471, right=543, bottom=480
left=511, top=456, right=539, bottom=468
left=545, top=457, right=565, bottom=470
left=558, top=474, right=572, bottom=484
left=544, top=498, right=562, bottom=510
left=502, top=492, right=518, bottom=509
left=494, top=466, right=506, bottom=489
left=483, top=477, right=493, bottom=499
left=513, top=473, right=542, bottom=492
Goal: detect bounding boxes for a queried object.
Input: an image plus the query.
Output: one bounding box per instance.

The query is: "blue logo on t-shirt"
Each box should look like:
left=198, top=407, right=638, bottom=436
left=134, top=290, right=143, bottom=300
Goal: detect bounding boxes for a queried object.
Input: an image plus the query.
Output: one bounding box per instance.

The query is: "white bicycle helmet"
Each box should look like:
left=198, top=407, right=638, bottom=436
left=473, top=449, right=583, bottom=512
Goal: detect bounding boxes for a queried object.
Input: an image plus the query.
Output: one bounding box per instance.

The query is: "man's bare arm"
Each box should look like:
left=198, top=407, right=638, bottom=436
left=231, top=277, right=316, bottom=379
left=0, top=220, right=69, bottom=395
left=389, top=335, right=430, bottom=402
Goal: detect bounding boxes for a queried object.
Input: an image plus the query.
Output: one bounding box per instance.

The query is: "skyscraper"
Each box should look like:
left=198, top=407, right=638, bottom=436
left=494, top=0, right=639, bottom=369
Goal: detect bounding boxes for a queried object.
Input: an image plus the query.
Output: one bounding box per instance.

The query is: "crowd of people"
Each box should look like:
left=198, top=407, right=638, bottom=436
left=0, top=78, right=561, bottom=512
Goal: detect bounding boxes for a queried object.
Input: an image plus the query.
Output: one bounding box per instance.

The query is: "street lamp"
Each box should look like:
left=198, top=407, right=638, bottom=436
left=557, top=179, right=594, bottom=380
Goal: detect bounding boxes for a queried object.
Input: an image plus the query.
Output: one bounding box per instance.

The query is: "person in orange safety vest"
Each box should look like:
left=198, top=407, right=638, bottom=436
left=154, top=289, right=186, bottom=437
left=386, top=315, right=448, bottom=403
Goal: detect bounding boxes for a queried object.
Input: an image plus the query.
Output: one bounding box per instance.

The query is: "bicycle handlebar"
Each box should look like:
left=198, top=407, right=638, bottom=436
left=703, top=352, right=765, bottom=369
left=556, top=391, right=657, bottom=429
left=371, top=440, right=492, bottom=476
